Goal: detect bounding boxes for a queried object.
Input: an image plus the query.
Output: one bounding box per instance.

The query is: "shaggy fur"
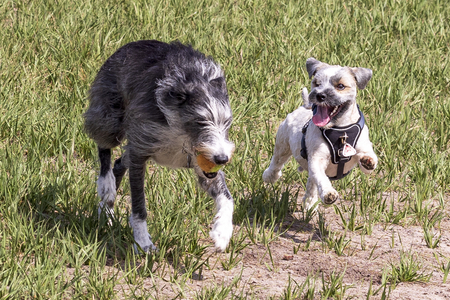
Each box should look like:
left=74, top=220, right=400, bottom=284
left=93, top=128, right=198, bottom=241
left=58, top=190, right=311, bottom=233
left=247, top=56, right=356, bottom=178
left=263, top=58, right=378, bottom=209
left=84, top=40, right=235, bottom=252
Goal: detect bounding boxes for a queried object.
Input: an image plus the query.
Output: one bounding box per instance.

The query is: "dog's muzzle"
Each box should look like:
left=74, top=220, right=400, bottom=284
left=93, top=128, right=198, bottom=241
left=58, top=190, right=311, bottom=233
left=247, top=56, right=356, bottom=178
left=196, top=153, right=232, bottom=179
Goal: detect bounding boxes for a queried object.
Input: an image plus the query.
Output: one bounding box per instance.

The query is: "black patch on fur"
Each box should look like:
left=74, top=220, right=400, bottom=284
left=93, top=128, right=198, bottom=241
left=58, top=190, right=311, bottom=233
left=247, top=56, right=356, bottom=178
left=113, top=157, right=127, bottom=190
left=98, top=147, right=111, bottom=177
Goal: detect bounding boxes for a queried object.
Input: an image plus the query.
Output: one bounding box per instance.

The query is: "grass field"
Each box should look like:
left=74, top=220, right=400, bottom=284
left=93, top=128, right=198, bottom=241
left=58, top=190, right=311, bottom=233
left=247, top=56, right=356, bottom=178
left=1, top=0, right=450, bottom=298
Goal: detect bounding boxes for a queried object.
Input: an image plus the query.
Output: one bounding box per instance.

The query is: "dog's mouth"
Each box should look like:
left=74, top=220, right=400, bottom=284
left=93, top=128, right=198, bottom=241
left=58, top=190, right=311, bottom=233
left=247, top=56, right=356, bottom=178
left=203, top=171, right=218, bottom=179
left=195, top=152, right=226, bottom=179
left=312, top=103, right=344, bottom=127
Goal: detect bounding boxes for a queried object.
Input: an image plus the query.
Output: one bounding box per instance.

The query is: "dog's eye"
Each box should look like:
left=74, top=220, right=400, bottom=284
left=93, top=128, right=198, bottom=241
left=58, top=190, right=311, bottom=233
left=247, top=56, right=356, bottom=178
left=196, top=120, right=210, bottom=127
left=336, top=84, right=345, bottom=90
left=169, top=91, right=188, bottom=103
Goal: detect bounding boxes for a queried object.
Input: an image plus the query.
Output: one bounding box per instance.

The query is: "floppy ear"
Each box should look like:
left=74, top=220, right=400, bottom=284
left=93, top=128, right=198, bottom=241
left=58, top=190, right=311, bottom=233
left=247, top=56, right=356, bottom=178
left=210, top=76, right=226, bottom=91
left=351, top=67, right=373, bottom=90
left=168, top=90, right=187, bottom=101
left=306, top=57, right=327, bottom=78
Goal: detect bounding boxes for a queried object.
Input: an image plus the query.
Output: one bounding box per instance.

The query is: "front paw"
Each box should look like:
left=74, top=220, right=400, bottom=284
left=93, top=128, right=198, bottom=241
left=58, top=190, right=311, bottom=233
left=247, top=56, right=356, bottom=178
left=133, top=233, right=157, bottom=254
left=262, top=168, right=282, bottom=183
left=130, top=216, right=157, bottom=254
left=360, top=156, right=376, bottom=171
left=303, top=196, right=320, bottom=211
left=323, top=190, right=340, bottom=205
left=210, top=215, right=233, bottom=252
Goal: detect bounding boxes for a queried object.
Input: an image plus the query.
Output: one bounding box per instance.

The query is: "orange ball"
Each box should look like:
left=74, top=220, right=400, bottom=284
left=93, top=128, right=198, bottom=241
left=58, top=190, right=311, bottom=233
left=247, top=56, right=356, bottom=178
left=196, top=154, right=223, bottom=173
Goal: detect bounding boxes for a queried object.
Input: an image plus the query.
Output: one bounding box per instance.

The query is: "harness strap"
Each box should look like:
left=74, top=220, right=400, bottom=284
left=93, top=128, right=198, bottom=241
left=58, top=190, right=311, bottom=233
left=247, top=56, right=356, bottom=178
left=301, top=105, right=365, bottom=180
left=300, top=121, right=309, bottom=160
left=333, top=159, right=348, bottom=181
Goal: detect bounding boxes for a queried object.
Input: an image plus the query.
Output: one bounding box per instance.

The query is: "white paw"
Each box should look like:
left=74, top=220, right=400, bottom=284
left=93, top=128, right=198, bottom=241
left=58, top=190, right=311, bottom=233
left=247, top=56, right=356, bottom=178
left=133, top=233, right=157, bottom=254
left=321, top=189, right=340, bottom=205
left=210, top=214, right=233, bottom=252
left=130, top=215, right=157, bottom=254
left=97, top=170, right=116, bottom=225
left=262, top=168, right=282, bottom=183
left=303, top=196, right=320, bottom=211
left=359, top=155, right=377, bottom=174
left=97, top=170, right=116, bottom=204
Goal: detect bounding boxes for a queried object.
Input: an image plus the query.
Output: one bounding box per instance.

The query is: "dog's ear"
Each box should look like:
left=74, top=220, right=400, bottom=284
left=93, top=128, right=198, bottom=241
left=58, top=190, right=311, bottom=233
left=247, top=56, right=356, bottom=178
left=210, top=76, right=226, bottom=91
left=350, top=67, right=373, bottom=90
left=306, top=57, right=327, bottom=78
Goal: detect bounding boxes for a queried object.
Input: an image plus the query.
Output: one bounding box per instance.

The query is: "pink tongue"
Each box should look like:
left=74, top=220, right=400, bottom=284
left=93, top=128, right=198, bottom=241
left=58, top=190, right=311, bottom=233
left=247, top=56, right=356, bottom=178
left=312, top=106, right=332, bottom=127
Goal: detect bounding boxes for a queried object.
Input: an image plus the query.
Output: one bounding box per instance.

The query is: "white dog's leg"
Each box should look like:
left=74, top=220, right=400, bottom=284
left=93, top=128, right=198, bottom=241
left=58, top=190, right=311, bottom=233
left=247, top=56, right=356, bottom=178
left=303, top=176, right=320, bottom=210
left=97, top=168, right=116, bottom=220
left=198, top=170, right=233, bottom=252
left=359, top=154, right=377, bottom=174
left=357, top=148, right=378, bottom=174
left=263, top=124, right=292, bottom=183
left=356, top=128, right=378, bottom=174
left=308, top=156, right=339, bottom=205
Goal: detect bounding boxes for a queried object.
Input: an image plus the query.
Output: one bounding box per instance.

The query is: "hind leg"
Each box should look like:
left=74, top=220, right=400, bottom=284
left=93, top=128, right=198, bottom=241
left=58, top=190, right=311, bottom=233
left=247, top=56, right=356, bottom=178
left=97, top=147, right=116, bottom=219
left=263, top=125, right=292, bottom=183
left=113, top=155, right=128, bottom=190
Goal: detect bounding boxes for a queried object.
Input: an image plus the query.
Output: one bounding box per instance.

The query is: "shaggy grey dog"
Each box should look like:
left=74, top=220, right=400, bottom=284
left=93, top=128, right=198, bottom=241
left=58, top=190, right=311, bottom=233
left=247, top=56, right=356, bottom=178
left=84, top=40, right=235, bottom=252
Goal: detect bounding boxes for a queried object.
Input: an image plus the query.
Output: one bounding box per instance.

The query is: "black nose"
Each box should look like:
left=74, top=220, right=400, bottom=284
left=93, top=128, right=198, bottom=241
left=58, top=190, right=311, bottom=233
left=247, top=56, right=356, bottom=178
left=316, top=93, right=326, bottom=102
left=213, top=155, right=229, bottom=165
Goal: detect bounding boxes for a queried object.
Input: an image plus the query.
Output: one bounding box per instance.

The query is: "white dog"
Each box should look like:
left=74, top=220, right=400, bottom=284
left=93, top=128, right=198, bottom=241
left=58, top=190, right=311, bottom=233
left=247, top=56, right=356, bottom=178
left=263, top=58, right=378, bottom=209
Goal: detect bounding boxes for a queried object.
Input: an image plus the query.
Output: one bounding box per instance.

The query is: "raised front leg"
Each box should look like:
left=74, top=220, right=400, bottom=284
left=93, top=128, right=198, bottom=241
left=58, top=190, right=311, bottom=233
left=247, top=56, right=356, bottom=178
left=198, top=170, right=234, bottom=252
left=359, top=155, right=377, bottom=173
left=356, top=127, right=378, bottom=174
left=357, top=146, right=378, bottom=174
left=262, top=124, right=292, bottom=183
left=128, top=153, right=156, bottom=253
left=308, top=156, right=339, bottom=205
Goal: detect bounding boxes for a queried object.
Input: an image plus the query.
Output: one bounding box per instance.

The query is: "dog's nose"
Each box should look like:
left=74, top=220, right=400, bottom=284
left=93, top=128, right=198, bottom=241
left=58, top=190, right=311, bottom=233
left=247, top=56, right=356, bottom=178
left=213, top=155, right=229, bottom=165
left=316, top=93, right=326, bottom=102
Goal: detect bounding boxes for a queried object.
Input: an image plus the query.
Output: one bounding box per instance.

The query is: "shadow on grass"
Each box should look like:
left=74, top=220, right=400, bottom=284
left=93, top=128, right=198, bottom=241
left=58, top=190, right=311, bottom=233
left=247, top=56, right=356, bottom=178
left=233, top=182, right=317, bottom=246
left=20, top=177, right=135, bottom=259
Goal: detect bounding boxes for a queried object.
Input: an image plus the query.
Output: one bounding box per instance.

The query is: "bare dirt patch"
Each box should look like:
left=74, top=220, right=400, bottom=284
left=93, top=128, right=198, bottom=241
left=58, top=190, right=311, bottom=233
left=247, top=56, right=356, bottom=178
left=90, top=193, right=450, bottom=299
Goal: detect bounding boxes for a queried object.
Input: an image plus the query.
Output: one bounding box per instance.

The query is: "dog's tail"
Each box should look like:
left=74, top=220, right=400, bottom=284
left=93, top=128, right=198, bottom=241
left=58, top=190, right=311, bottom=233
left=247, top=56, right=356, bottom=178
left=301, top=87, right=312, bottom=109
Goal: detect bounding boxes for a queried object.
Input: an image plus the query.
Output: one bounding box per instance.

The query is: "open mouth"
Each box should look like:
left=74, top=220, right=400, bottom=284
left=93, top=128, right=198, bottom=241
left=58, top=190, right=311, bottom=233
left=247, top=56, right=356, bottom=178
left=203, top=171, right=218, bottom=179
left=312, top=103, right=344, bottom=127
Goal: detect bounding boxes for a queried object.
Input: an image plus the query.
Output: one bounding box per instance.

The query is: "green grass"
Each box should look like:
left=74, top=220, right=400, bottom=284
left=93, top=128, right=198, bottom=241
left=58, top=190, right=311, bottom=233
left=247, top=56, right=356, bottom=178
left=1, top=0, right=450, bottom=298
left=386, top=250, right=433, bottom=287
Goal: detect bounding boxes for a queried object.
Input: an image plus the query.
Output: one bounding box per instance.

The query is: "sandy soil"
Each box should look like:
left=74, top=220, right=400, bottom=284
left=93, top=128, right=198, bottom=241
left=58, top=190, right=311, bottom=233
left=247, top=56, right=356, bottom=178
left=101, top=193, right=450, bottom=299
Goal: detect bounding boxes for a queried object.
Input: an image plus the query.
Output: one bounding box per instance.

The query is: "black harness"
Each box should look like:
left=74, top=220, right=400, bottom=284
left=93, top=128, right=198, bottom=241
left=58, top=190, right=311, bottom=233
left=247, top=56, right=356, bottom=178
left=300, top=105, right=365, bottom=181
